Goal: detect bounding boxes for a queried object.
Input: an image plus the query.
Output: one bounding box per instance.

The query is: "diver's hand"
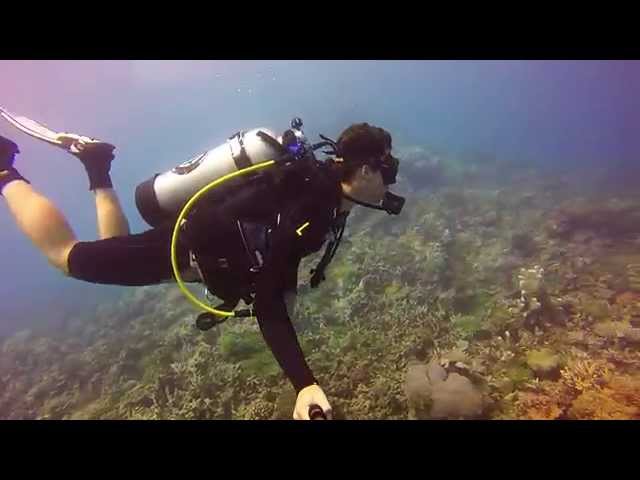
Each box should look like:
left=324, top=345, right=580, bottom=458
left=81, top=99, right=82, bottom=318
left=294, top=384, right=332, bottom=420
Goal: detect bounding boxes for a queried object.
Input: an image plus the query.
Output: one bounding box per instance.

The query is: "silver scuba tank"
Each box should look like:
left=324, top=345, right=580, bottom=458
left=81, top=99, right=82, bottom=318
left=135, top=128, right=282, bottom=227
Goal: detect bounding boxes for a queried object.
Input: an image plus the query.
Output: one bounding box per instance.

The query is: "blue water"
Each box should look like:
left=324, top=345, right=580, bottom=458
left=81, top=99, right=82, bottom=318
left=1, top=60, right=639, bottom=336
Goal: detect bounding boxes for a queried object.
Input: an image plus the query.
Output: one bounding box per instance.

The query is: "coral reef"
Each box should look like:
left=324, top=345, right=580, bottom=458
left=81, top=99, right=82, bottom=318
left=511, top=233, right=538, bottom=258
left=560, top=357, right=611, bottom=393
left=627, top=264, right=640, bottom=292
left=526, top=349, right=563, bottom=380
left=567, top=375, right=640, bottom=419
left=405, top=359, right=485, bottom=419
left=2, top=155, right=640, bottom=420
left=593, top=321, right=640, bottom=344
left=515, top=390, right=565, bottom=420
left=546, top=202, right=640, bottom=240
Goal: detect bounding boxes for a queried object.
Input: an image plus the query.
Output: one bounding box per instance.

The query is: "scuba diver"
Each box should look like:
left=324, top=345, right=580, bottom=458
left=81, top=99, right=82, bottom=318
left=0, top=114, right=403, bottom=420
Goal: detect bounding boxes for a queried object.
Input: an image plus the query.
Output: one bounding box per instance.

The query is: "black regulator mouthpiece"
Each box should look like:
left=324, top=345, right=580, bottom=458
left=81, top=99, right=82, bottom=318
left=381, top=191, right=405, bottom=215
left=342, top=190, right=405, bottom=215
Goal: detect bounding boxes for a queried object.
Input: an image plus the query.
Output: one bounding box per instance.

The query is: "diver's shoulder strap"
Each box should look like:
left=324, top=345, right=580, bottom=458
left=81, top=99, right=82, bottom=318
left=309, top=209, right=348, bottom=288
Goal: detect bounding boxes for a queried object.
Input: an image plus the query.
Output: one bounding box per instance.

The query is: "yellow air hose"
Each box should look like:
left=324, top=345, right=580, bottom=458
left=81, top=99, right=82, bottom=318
left=170, top=160, right=276, bottom=317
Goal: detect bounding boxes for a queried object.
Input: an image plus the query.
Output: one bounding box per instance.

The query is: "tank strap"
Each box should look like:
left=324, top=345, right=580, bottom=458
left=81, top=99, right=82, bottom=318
left=228, top=131, right=253, bottom=170
left=236, top=219, right=270, bottom=273
left=188, top=250, right=207, bottom=283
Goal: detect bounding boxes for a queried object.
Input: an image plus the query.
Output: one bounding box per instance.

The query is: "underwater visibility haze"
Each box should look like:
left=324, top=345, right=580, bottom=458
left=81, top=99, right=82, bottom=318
left=1, top=60, right=640, bottom=419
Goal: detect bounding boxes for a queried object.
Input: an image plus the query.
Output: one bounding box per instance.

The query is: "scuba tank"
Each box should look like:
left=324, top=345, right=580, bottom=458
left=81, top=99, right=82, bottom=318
left=135, top=127, right=284, bottom=227
left=156, top=117, right=325, bottom=329
left=135, top=117, right=404, bottom=228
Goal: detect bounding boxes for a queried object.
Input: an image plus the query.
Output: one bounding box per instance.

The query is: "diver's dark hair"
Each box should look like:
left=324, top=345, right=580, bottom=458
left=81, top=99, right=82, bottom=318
left=332, top=123, right=392, bottom=182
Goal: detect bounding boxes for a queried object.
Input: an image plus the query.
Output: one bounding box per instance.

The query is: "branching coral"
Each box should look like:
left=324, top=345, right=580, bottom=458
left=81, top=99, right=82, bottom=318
left=560, top=358, right=612, bottom=393
left=567, top=375, right=640, bottom=420
left=238, top=399, right=275, bottom=420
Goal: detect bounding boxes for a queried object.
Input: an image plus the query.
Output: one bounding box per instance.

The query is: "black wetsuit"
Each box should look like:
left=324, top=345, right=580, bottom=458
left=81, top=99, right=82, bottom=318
left=67, top=161, right=346, bottom=393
